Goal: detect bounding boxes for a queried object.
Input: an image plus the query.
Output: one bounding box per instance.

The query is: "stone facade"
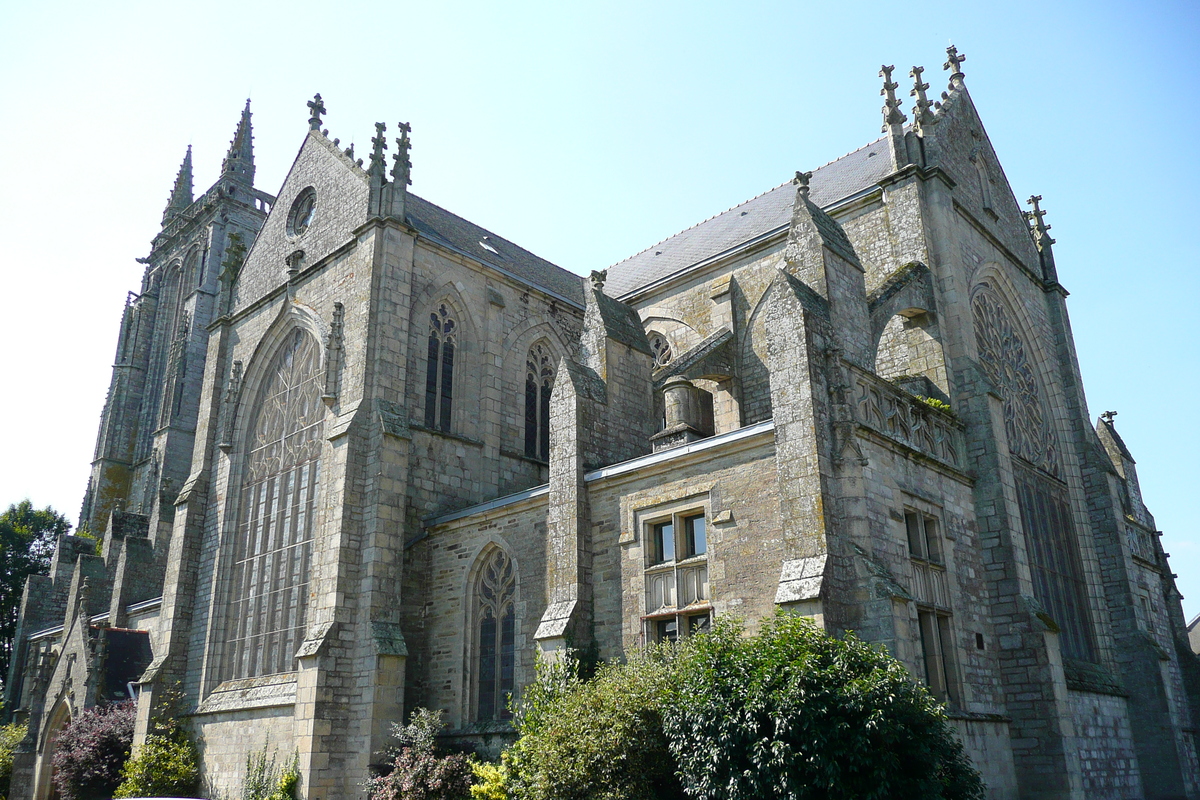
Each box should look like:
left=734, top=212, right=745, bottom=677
left=6, top=52, right=1199, bottom=800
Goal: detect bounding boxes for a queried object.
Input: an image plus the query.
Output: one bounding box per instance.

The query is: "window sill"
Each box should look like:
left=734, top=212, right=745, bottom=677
left=499, top=447, right=548, bottom=466
left=196, top=672, right=297, bottom=714
left=642, top=603, right=712, bottom=620
left=410, top=423, right=484, bottom=448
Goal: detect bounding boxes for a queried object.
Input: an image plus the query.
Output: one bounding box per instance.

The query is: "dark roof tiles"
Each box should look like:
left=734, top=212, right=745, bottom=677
left=606, top=135, right=893, bottom=299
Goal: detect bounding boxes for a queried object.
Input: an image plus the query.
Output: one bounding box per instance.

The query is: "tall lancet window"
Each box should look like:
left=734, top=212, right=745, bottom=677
left=524, top=342, right=554, bottom=461
left=425, top=304, right=456, bottom=431
left=224, top=329, right=323, bottom=680
left=475, top=549, right=516, bottom=721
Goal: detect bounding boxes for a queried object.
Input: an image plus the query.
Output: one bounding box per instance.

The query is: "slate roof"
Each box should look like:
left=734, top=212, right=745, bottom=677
left=605, top=135, right=894, bottom=299
left=406, top=194, right=586, bottom=306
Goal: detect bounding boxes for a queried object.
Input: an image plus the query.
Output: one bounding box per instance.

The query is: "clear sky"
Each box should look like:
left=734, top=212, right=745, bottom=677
left=1, top=1, right=1197, bottom=616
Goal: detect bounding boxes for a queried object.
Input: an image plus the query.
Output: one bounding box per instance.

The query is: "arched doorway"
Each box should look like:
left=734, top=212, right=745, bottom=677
left=35, top=700, right=72, bottom=800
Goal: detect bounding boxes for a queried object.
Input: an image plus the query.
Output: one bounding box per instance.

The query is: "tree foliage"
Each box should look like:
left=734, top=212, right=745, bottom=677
left=663, top=615, right=984, bottom=800
left=0, top=721, right=27, bottom=800
left=0, top=501, right=70, bottom=687
left=114, top=684, right=200, bottom=798
left=51, top=701, right=135, bottom=800
left=506, top=650, right=684, bottom=800
left=498, top=616, right=984, bottom=800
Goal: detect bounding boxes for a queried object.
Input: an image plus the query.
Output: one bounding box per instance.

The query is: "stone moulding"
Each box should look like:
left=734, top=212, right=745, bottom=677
left=197, top=672, right=297, bottom=714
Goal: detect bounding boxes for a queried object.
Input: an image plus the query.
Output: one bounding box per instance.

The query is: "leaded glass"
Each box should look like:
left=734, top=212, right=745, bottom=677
left=425, top=304, right=456, bottom=430
left=476, top=549, right=516, bottom=721
left=224, top=328, right=323, bottom=680
left=524, top=342, right=554, bottom=461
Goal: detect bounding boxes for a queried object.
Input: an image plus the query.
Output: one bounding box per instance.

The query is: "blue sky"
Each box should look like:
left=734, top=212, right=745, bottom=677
left=1, top=1, right=1197, bottom=616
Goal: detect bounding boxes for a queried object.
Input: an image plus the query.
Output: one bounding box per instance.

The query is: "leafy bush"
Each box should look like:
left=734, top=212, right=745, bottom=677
left=113, top=734, right=199, bottom=798
left=917, top=395, right=953, bottom=413
left=242, top=745, right=299, bottom=800
left=114, top=684, right=200, bottom=798
left=366, top=708, right=474, bottom=800
left=51, top=701, right=135, bottom=800
left=505, top=649, right=684, bottom=800
left=470, top=759, right=509, bottom=800
left=663, top=615, right=983, bottom=800
left=0, top=721, right=27, bottom=800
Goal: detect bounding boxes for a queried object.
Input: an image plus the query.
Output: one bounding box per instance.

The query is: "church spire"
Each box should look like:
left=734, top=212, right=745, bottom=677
left=162, top=146, right=193, bottom=224
left=221, top=99, right=255, bottom=186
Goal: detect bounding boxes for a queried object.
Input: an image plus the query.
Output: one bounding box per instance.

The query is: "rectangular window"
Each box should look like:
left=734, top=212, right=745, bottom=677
left=918, top=608, right=957, bottom=705
left=644, top=507, right=710, bottom=644
left=652, top=521, right=675, bottom=564
left=905, top=511, right=942, bottom=564
left=684, top=515, right=706, bottom=557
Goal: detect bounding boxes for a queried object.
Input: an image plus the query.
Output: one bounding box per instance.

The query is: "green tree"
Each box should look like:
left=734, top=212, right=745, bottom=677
left=663, top=615, right=984, bottom=800
left=0, top=501, right=70, bottom=688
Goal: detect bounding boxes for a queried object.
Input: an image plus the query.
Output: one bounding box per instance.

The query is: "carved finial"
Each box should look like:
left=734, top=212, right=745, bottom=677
left=370, top=122, right=388, bottom=163
left=590, top=269, right=607, bottom=292
left=944, top=45, right=966, bottom=86
left=880, top=65, right=907, bottom=131
left=1024, top=195, right=1055, bottom=250
left=344, top=143, right=355, bottom=159
left=1101, top=410, right=1118, bottom=425
left=307, top=93, right=326, bottom=131
left=392, top=121, right=413, bottom=186
left=793, top=170, right=812, bottom=199
left=910, top=66, right=935, bottom=131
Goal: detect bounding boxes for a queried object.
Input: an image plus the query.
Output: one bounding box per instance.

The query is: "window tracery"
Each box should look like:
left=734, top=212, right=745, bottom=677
left=425, top=304, right=457, bottom=431
left=524, top=342, right=554, bottom=461
left=474, top=548, right=516, bottom=721
left=970, top=285, right=1061, bottom=477
left=223, top=328, right=323, bottom=680
left=648, top=332, right=673, bottom=368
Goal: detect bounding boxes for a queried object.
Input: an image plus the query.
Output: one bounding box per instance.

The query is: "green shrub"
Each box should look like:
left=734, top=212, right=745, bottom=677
left=0, top=722, right=27, bottom=800
left=917, top=395, right=953, bottom=413
left=506, top=649, right=684, bottom=800
left=470, top=759, right=509, bottom=800
left=663, top=614, right=984, bottom=800
left=113, top=734, right=200, bottom=798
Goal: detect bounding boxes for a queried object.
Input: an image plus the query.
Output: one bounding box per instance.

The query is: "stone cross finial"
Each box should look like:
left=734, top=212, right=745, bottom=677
left=910, top=65, right=935, bottom=130
left=1025, top=195, right=1055, bottom=249
left=371, top=122, right=388, bottom=158
left=793, top=170, right=812, bottom=199
left=1101, top=410, right=1118, bottom=425
left=392, top=122, right=413, bottom=185
left=307, top=93, right=326, bottom=131
left=944, top=46, right=966, bottom=85
left=879, top=65, right=907, bottom=130
left=590, top=269, right=607, bottom=292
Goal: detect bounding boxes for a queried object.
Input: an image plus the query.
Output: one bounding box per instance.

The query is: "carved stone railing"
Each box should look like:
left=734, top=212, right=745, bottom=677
left=850, top=367, right=963, bottom=469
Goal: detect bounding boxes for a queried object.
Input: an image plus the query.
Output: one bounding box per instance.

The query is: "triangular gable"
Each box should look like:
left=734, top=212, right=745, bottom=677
left=232, top=131, right=370, bottom=313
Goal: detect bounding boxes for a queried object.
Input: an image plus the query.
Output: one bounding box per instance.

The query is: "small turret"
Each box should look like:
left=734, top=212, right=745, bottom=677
left=220, top=99, right=255, bottom=186
left=162, top=146, right=193, bottom=224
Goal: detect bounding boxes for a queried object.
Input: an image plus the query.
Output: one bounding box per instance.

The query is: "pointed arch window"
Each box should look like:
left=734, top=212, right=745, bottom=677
left=524, top=343, right=554, bottom=461
left=425, top=304, right=456, bottom=431
left=475, top=549, right=516, bottom=722
left=224, top=328, right=323, bottom=680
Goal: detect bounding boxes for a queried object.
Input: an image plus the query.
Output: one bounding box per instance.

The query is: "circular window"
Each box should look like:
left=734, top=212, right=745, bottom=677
left=287, top=187, right=317, bottom=236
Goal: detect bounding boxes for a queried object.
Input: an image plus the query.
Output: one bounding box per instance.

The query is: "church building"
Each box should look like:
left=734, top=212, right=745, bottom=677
left=6, top=49, right=1200, bottom=799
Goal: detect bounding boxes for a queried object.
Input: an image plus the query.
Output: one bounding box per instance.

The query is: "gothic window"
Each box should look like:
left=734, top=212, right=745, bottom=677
left=648, top=332, right=672, bottom=368
left=971, top=285, right=1061, bottom=477
left=224, top=328, right=323, bottom=680
left=903, top=507, right=958, bottom=704
left=524, top=342, right=554, bottom=461
left=425, top=304, right=457, bottom=431
left=475, top=549, right=516, bottom=721
left=1015, top=467, right=1097, bottom=662
left=645, top=510, right=710, bottom=643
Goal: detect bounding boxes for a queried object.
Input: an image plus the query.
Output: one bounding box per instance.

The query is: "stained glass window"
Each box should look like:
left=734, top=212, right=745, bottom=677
left=476, top=549, right=516, bottom=721
left=425, top=304, right=456, bottom=430
left=224, top=328, right=323, bottom=680
left=524, top=343, right=554, bottom=461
